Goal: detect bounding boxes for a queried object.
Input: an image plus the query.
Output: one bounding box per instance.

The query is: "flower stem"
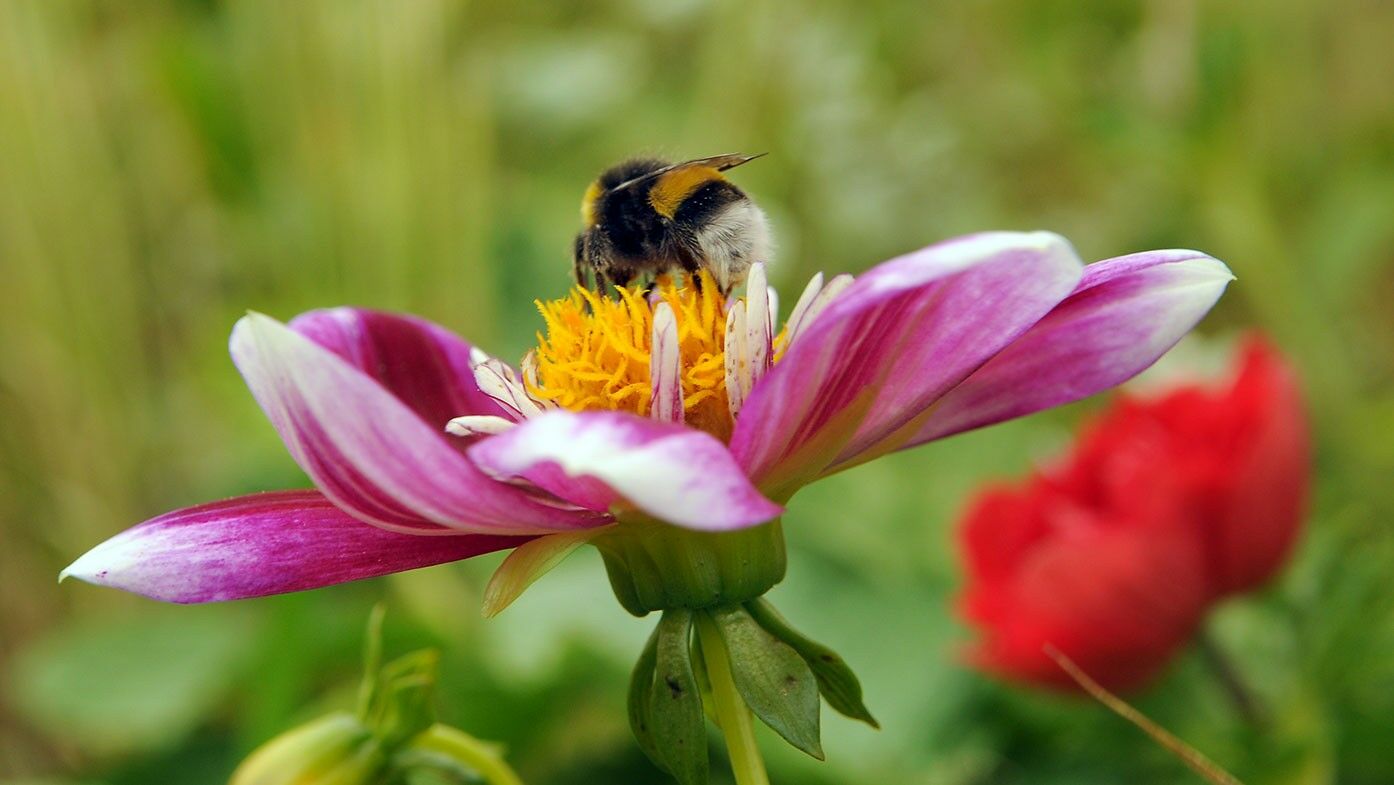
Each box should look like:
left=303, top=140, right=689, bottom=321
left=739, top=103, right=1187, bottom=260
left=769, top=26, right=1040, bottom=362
left=1197, top=630, right=1263, bottom=727
left=695, top=612, right=771, bottom=785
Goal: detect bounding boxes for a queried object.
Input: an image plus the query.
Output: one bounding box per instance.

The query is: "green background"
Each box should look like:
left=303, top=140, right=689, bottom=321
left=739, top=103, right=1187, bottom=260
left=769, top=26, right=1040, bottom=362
left=2, top=1, right=1392, bottom=783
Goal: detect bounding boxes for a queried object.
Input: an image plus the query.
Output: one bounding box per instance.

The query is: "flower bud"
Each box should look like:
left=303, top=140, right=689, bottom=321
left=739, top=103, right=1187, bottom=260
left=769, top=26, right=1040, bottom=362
left=229, top=712, right=386, bottom=785
left=231, top=608, right=526, bottom=785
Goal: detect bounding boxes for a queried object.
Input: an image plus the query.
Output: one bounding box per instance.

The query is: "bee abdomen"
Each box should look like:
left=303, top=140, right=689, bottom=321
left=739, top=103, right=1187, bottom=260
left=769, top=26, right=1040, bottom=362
left=677, top=181, right=771, bottom=292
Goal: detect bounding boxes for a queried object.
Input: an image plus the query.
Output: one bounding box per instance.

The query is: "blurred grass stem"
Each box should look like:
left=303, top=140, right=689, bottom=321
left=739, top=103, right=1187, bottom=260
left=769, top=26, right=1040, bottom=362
left=1197, top=631, right=1263, bottom=728
left=1046, top=646, right=1244, bottom=785
left=696, top=613, right=770, bottom=785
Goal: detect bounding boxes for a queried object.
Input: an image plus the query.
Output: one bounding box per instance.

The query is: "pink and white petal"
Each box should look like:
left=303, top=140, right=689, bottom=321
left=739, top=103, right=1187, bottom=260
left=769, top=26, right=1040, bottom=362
left=725, top=304, right=750, bottom=416
left=783, top=272, right=826, bottom=340
left=732, top=232, right=1083, bottom=495
left=231, top=313, right=601, bottom=534
left=289, top=308, right=511, bottom=427
left=469, top=410, right=782, bottom=531
left=744, top=264, right=773, bottom=382
left=475, top=356, right=549, bottom=420
left=60, top=491, right=531, bottom=604
left=650, top=303, right=684, bottom=422
left=896, top=250, right=1234, bottom=449
left=445, top=415, right=516, bottom=437
left=783, top=273, right=854, bottom=347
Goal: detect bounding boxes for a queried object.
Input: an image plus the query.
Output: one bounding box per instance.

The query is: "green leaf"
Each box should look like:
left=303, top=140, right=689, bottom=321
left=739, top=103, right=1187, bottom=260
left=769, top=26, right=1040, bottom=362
left=627, top=625, right=664, bottom=772
left=710, top=605, right=824, bottom=760
left=648, top=609, right=709, bottom=785
left=8, top=607, right=256, bottom=756
left=746, top=598, right=879, bottom=728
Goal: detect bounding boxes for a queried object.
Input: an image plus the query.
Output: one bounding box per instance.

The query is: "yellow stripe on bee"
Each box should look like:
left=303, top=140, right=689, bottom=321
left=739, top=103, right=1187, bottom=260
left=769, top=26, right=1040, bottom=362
left=580, top=181, right=604, bottom=227
left=648, top=166, right=723, bottom=219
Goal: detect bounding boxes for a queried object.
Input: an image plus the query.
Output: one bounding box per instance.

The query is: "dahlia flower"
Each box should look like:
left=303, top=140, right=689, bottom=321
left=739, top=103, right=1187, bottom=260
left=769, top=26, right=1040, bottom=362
left=65, top=230, right=1231, bottom=782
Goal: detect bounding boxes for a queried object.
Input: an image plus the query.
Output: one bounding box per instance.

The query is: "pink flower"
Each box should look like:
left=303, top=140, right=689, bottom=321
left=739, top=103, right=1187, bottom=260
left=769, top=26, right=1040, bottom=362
left=64, top=232, right=1231, bottom=609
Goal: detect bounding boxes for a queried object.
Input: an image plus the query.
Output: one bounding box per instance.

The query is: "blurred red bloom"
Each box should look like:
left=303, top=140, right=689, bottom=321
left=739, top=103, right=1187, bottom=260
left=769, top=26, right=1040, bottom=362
left=957, top=336, right=1309, bottom=693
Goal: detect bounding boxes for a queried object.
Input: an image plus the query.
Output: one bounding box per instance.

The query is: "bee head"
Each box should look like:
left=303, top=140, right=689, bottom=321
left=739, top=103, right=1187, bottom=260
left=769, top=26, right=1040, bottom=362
left=580, top=158, right=670, bottom=228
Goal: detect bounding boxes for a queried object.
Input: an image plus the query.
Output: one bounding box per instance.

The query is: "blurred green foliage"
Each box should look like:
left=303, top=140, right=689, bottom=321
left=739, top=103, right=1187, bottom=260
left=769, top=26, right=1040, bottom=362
left=2, top=0, right=1392, bottom=783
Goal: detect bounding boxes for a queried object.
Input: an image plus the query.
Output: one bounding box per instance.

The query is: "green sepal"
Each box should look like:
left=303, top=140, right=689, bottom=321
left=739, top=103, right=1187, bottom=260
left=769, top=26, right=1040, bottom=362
left=649, top=609, right=710, bottom=785
left=370, top=650, right=442, bottom=750
left=627, top=625, right=665, bottom=771
left=389, top=748, right=487, bottom=784
left=746, top=598, right=879, bottom=729
left=689, top=632, right=720, bottom=727
left=709, top=605, right=824, bottom=760
left=595, top=519, right=786, bottom=616
left=394, top=724, right=525, bottom=785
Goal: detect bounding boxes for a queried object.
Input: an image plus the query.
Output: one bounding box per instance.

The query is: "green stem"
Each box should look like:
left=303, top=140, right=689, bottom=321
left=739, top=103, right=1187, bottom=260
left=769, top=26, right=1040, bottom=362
left=695, top=612, right=770, bottom=785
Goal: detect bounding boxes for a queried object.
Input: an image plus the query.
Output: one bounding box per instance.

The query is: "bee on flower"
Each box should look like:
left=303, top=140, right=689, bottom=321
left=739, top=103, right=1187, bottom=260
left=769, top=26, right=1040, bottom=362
left=63, top=154, right=1234, bottom=783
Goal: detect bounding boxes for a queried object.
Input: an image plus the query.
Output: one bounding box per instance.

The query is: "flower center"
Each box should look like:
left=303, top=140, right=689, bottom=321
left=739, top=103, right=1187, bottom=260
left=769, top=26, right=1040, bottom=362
left=530, top=272, right=735, bottom=440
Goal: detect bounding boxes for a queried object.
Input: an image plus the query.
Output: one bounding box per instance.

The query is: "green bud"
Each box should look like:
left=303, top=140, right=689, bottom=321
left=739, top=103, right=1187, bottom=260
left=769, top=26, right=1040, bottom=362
left=233, top=608, right=526, bottom=785
left=395, top=724, right=527, bottom=785
left=229, top=712, right=386, bottom=785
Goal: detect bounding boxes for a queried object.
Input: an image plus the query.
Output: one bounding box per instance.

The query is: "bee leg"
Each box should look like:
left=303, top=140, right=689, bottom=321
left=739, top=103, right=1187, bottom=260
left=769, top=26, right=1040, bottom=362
left=676, top=251, right=719, bottom=295
left=572, top=235, right=595, bottom=291
left=596, top=268, right=619, bottom=295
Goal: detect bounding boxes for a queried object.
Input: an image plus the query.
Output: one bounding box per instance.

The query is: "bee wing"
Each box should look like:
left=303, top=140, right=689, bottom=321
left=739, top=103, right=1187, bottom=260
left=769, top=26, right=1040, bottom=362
left=609, top=153, right=766, bottom=193
left=683, top=152, right=767, bottom=171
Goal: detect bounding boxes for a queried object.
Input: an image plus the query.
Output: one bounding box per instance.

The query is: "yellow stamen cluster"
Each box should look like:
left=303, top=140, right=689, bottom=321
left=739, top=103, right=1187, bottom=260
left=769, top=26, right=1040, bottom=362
left=530, top=272, right=734, bottom=440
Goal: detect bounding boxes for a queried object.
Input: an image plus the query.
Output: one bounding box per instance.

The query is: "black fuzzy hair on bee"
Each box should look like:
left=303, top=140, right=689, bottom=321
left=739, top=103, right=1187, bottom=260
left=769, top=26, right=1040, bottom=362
left=573, top=153, right=771, bottom=295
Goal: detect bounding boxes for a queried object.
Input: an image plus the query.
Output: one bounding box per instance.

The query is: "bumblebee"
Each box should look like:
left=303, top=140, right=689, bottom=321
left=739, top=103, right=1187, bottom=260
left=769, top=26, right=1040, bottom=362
left=572, top=153, right=772, bottom=295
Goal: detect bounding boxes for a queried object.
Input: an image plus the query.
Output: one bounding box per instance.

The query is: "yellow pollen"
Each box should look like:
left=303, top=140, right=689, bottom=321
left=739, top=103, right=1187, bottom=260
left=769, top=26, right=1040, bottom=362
left=530, top=271, right=734, bottom=440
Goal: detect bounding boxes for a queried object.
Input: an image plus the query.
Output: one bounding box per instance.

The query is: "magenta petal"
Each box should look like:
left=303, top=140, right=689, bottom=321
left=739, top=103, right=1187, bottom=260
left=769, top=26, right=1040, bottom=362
left=732, top=232, right=1082, bottom=493
left=60, top=491, right=531, bottom=603
left=231, top=312, right=601, bottom=534
left=290, top=308, right=512, bottom=427
left=900, top=249, right=1234, bottom=447
left=468, top=410, right=783, bottom=531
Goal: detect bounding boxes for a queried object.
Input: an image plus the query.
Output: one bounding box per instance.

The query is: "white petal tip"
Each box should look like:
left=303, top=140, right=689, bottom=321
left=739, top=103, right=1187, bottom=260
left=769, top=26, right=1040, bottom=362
left=1179, top=253, right=1237, bottom=282
left=58, top=550, right=104, bottom=587
left=1023, top=230, right=1070, bottom=247
left=445, top=415, right=516, bottom=437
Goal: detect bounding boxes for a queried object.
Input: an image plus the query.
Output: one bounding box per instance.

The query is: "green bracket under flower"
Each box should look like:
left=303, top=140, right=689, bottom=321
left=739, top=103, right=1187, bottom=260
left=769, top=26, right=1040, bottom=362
left=628, top=599, right=877, bottom=785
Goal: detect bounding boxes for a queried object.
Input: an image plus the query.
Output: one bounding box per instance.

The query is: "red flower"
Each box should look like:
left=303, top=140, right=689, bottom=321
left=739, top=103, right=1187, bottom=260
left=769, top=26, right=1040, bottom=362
left=957, top=337, right=1309, bottom=693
